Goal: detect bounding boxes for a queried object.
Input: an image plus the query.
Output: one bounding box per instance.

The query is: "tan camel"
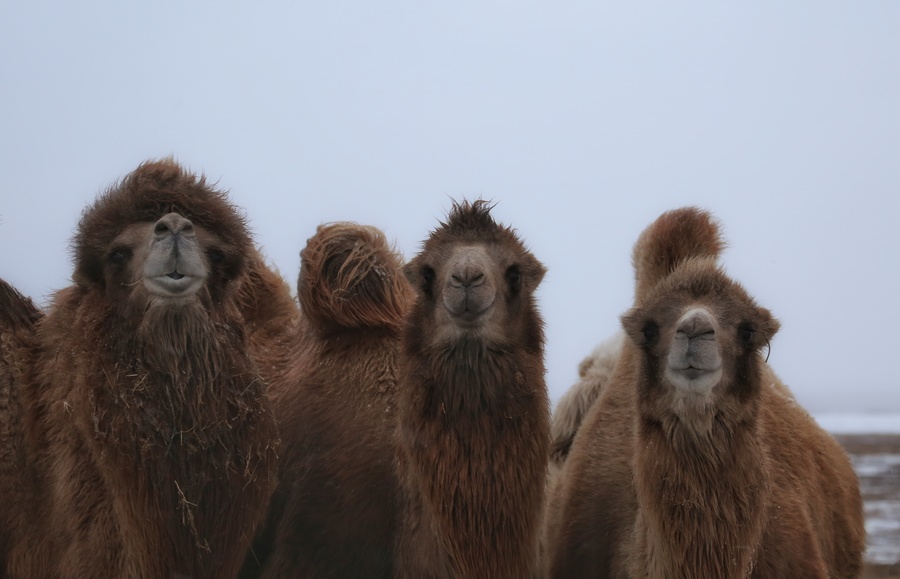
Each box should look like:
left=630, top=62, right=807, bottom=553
left=542, top=207, right=865, bottom=578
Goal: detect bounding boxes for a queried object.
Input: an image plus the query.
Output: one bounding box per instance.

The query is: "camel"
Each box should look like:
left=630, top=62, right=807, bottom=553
left=395, top=200, right=550, bottom=578
left=542, top=207, right=865, bottom=578
left=0, top=281, right=42, bottom=573
left=548, top=331, right=623, bottom=480
left=0, top=159, right=278, bottom=578
left=238, top=222, right=413, bottom=578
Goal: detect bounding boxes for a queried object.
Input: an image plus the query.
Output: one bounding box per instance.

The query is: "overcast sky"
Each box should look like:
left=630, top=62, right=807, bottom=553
left=2, top=1, right=898, bottom=413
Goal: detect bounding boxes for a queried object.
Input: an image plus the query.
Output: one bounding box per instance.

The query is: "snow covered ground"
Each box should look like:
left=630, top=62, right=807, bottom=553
left=829, top=424, right=900, bottom=567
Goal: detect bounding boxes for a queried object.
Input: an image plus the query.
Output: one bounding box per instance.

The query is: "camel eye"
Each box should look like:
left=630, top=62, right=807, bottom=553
left=207, top=248, right=226, bottom=266
left=739, top=323, right=755, bottom=345
left=107, top=248, right=131, bottom=268
left=421, top=266, right=435, bottom=286
left=506, top=265, right=522, bottom=292
left=641, top=321, right=659, bottom=345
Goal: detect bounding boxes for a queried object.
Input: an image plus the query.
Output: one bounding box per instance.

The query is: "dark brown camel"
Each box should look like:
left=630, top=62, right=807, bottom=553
left=395, top=200, right=550, bottom=578
left=1, top=159, right=278, bottom=578
left=238, top=222, right=412, bottom=578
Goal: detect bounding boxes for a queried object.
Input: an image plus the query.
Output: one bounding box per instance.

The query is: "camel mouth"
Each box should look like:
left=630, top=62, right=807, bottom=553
left=144, top=274, right=205, bottom=298
left=446, top=303, right=493, bottom=328
left=665, top=365, right=723, bottom=394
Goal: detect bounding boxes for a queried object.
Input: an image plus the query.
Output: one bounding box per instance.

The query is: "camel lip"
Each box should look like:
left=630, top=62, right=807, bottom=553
left=665, top=365, right=723, bottom=394
left=446, top=304, right=493, bottom=328
left=144, top=274, right=204, bottom=297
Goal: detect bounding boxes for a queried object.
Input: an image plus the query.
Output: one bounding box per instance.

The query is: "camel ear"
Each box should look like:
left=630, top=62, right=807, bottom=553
left=621, top=307, right=656, bottom=347
left=72, top=254, right=102, bottom=289
left=520, top=254, right=546, bottom=290
left=530, top=259, right=547, bottom=288
left=403, top=259, right=434, bottom=296
left=755, top=306, right=780, bottom=343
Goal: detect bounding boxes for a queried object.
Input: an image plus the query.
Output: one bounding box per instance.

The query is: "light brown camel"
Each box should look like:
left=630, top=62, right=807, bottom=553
left=238, top=222, right=413, bottom=578
left=0, top=159, right=278, bottom=578
left=542, top=207, right=865, bottom=578
left=548, top=331, right=623, bottom=480
left=395, top=200, right=550, bottom=578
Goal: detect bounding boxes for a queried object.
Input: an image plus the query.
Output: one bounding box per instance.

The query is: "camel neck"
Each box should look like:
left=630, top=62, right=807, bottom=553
left=633, top=414, right=768, bottom=578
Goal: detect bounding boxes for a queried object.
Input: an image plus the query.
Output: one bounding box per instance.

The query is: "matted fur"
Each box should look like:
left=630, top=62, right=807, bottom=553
left=238, top=222, right=412, bottom=578
left=1, top=160, right=278, bottom=578
left=0, top=280, right=42, bottom=571
left=298, top=223, right=411, bottom=332
left=395, top=200, right=550, bottom=578
left=542, top=207, right=864, bottom=578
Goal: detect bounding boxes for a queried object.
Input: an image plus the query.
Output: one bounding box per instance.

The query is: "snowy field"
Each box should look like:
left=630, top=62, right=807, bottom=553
left=827, top=420, right=900, bottom=571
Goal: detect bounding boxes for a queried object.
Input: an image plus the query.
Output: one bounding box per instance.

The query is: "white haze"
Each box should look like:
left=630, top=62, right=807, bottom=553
left=1, top=1, right=899, bottom=413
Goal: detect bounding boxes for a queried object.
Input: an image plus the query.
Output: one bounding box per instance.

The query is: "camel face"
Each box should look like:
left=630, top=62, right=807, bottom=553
left=411, top=240, right=539, bottom=346
left=406, top=202, right=545, bottom=349
left=99, top=211, right=235, bottom=308
left=622, top=259, right=779, bottom=417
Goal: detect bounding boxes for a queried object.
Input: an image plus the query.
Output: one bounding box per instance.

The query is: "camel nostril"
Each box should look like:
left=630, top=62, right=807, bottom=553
left=676, top=308, right=717, bottom=339
left=154, top=213, right=195, bottom=239
left=451, top=272, right=485, bottom=288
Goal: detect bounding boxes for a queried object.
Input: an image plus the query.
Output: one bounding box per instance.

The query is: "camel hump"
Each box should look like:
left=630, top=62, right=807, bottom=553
left=0, top=278, right=42, bottom=333
left=632, top=206, right=725, bottom=302
left=298, top=222, right=412, bottom=332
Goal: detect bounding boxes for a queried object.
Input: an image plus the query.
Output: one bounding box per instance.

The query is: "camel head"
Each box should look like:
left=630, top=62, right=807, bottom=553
left=404, top=200, right=546, bottom=347
left=621, top=258, right=779, bottom=429
left=71, top=159, right=251, bottom=314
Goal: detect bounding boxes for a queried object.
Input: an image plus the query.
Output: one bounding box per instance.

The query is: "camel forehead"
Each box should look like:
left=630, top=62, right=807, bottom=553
left=646, top=263, right=754, bottom=316
left=424, top=239, right=524, bottom=268
left=74, top=163, right=252, bottom=262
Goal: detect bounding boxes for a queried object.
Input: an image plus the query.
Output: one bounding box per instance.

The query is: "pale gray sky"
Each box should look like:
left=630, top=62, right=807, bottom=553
left=2, top=1, right=898, bottom=412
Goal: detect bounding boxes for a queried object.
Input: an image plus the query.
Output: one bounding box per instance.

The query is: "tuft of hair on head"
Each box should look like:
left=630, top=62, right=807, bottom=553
left=440, top=199, right=499, bottom=237
left=631, top=207, right=725, bottom=304
left=298, top=222, right=412, bottom=333
left=71, top=158, right=251, bottom=288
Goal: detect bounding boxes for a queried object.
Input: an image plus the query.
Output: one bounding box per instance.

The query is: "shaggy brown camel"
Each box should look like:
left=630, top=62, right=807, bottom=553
left=0, top=281, right=42, bottom=574
left=0, top=159, right=278, bottom=578
left=238, top=222, right=412, bottom=578
left=395, top=200, right=550, bottom=578
left=542, top=207, right=865, bottom=578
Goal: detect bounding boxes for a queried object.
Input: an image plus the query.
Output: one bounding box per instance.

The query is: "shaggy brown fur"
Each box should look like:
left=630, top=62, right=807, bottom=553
left=238, top=222, right=414, bottom=578
left=0, top=281, right=42, bottom=573
left=543, top=207, right=865, bottom=578
left=395, top=200, right=550, bottom=578
left=2, top=159, right=278, bottom=578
